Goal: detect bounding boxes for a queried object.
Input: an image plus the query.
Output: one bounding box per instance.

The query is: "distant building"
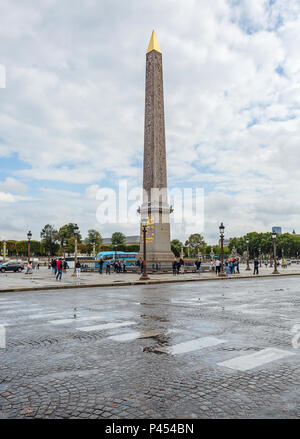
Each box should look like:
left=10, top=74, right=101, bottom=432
left=272, top=227, right=282, bottom=235
left=102, top=235, right=140, bottom=245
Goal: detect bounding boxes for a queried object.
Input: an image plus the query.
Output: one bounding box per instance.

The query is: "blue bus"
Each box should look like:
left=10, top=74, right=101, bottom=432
left=95, top=251, right=138, bottom=268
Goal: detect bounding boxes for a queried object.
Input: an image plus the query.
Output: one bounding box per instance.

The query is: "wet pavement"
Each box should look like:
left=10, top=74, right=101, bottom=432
left=0, top=277, right=299, bottom=418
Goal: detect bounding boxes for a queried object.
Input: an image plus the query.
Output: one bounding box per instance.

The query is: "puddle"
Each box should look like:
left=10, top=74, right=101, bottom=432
left=140, top=314, right=169, bottom=322
left=153, top=336, right=226, bottom=355
left=77, top=321, right=137, bottom=332
left=108, top=329, right=164, bottom=342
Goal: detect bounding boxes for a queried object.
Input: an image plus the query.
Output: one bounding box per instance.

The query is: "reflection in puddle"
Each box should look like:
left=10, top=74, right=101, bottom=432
left=108, top=329, right=164, bottom=342
left=153, top=336, right=226, bottom=355
left=140, top=314, right=169, bottom=322
left=77, top=321, right=136, bottom=332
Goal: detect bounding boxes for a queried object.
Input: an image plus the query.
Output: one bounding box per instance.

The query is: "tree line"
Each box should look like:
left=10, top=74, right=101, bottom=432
left=0, top=225, right=138, bottom=257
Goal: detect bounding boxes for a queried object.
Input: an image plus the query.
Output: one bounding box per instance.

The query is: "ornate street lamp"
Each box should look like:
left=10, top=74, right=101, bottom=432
left=219, top=222, right=226, bottom=277
left=62, top=239, right=66, bottom=259
left=139, top=217, right=150, bottom=280
left=272, top=232, right=280, bottom=274
left=27, top=231, right=32, bottom=263
left=72, top=224, right=79, bottom=277
left=245, top=238, right=251, bottom=271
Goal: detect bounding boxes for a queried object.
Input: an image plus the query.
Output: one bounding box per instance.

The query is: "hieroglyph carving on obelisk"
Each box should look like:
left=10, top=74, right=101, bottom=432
left=139, top=31, right=174, bottom=261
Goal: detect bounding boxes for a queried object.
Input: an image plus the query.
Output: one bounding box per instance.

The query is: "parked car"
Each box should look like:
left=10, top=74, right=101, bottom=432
left=0, top=262, right=25, bottom=273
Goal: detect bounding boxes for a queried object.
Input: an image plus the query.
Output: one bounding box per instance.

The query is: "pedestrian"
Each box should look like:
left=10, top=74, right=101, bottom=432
left=122, top=261, right=127, bottom=273
left=253, top=258, right=259, bottom=275
left=56, top=258, right=63, bottom=281
left=172, top=260, right=177, bottom=276
left=106, top=260, right=111, bottom=275
left=235, top=258, right=240, bottom=274
left=75, top=260, right=81, bottom=278
left=195, top=258, right=201, bottom=276
left=63, top=260, right=68, bottom=272
left=230, top=259, right=235, bottom=274
left=99, top=258, right=104, bottom=274
left=215, top=259, right=221, bottom=275
left=51, top=258, right=57, bottom=275
left=264, top=259, right=268, bottom=268
left=26, top=261, right=33, bottom=275
left=179, top=257, right=184, bottom=274
left=37, top=263, right=40, bottom=270
left=225, top=259, right=230, bottom=275
left=176, top=260, right=181, bottom=275
left=211, top=260, right=215, bottom=272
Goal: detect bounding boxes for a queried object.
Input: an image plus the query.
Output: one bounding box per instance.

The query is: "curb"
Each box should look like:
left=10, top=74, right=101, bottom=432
left=0, top=272, right=300, bottom=294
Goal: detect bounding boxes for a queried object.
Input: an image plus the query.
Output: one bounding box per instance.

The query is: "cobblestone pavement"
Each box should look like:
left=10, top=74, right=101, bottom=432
left=0, top=277, right=299, bottom=418
left=1, top=264, right=300, bottom=292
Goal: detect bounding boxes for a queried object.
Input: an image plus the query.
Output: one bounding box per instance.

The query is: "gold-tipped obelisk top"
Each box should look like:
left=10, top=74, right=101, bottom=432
left=147, top=30, right=162, bottom=54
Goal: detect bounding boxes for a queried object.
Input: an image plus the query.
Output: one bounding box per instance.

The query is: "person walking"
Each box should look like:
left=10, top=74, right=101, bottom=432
left=179, top=257, right=184, bottom=274
left=51, top=258, right=57, bottom=275
left=63, top=259, right=68, bottom=272
left=56, top=258, right=63, bottom=281
left=235, top=258, right=240, bottom=274
left=75, top=260, right=81, bottom=278
left=195, top=258, right=201, bottom=276
left=98, top=258, right=104, bottom=274
left=264, top=259, right=268, bottom=269
left=172, top=260, right=177, bottom=276
left=230, top=259, right=235, bottom=274
left=106, top=260, right=111, bottom=275
left=253, top=258, right=259, bottom=275
left=215, top=259, right=221, bottom=275
left=225, top=259, right=230, bottom=275
left=26, top=261, right=33, bottom=275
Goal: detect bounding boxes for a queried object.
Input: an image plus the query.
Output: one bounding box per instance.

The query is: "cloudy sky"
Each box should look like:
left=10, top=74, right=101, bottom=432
left=0, top=0, right=300, bottom=244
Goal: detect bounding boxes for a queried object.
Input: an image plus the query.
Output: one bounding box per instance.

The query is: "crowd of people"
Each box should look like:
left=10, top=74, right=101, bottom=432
left=38, top=255, right=288, bottom=281
left=49, top=258, right=69, bottom=281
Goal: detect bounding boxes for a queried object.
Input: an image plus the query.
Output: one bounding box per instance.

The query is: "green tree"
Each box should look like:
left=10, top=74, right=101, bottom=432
left=58, top=223, right=82, bottom=243
left=40, top=224, right=58, bottom=255
left=171, top=239, right=183, bottom=257
left=111, top=232, right=126, bottom=246
left=185, top=234, right=206, bottom=257
left=85, top=229, right=102, bottom=254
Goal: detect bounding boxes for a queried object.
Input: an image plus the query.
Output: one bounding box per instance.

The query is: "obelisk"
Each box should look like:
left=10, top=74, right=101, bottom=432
left=139, top=31, right=174, bottom=262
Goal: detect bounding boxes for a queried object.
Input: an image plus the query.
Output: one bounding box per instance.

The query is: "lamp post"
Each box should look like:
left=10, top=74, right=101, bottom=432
left=62, top=239, right=66, bottom=259
left=72, top=224, right=79, bottom=277
left=27, top=231, right=32, bottom=263
left=245, top=238, right=251, bottom=271
left=272, top=232, right=280, bottom=274
left=139, top=218, right=150, bottom=280
left=219, top=222, right=226, bottom=277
